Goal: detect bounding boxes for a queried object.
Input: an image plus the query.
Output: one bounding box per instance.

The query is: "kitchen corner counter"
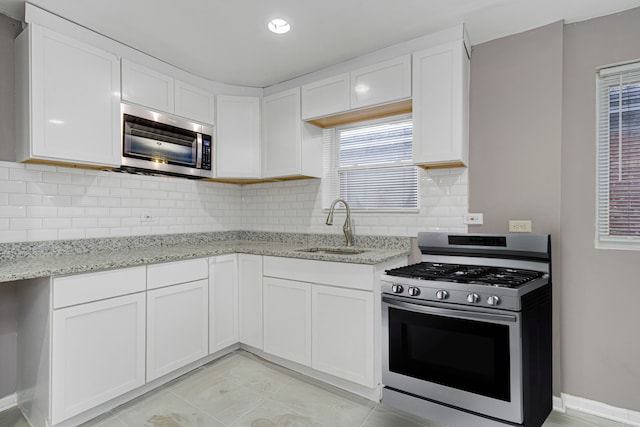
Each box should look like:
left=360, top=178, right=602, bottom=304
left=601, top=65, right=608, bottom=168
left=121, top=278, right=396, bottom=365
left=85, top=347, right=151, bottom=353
left=0, top=232, right=410, bottom=283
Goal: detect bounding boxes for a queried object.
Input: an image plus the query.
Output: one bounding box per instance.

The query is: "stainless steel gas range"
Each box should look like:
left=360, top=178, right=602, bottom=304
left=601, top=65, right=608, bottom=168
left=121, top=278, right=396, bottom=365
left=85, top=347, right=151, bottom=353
left=381, top=233, right=552, bottom=427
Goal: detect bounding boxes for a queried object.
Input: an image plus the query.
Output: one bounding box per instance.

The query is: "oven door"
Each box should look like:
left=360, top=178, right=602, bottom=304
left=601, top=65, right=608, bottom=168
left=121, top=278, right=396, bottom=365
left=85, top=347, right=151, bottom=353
left=382, top=295, right=523, bottom=424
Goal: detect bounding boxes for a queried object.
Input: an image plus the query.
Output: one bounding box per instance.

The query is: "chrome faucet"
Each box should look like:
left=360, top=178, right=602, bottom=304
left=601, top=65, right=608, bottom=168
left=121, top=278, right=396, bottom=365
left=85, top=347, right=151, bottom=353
left=326, top=198, right=353, bottom=246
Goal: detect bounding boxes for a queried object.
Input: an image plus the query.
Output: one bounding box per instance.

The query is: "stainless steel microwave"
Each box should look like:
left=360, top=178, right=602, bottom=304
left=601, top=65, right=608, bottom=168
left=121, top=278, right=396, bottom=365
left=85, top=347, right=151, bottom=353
left=120, top=103, right=213, bottom=178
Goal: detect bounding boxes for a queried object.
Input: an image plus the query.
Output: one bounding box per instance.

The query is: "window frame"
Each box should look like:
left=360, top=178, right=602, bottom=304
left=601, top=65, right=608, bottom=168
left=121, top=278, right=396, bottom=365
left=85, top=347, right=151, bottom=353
left=322, top=114, right=420, bottom=212
left=595, top=60, right=640, bottom=250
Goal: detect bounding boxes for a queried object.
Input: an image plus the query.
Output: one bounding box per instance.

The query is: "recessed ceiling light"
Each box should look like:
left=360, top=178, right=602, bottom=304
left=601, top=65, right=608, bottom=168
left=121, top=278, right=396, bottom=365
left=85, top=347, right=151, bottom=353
left=268, top=18, right=291, bottom=34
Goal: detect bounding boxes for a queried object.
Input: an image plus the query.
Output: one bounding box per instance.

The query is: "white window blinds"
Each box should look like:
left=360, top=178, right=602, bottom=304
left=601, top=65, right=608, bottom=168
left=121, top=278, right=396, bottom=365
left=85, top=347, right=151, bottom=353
left=596, top=62, right=640, bottom=248
left=323, top=116, right=418, bottom=210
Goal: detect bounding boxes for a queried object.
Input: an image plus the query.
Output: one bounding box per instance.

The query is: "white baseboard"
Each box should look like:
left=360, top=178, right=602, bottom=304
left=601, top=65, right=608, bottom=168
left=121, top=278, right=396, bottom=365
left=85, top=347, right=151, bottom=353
left=552, top=395, right=565, bottom=413
left=557, top=393, right=640, bottom=426
left=0, top=393, right=17, bottom=412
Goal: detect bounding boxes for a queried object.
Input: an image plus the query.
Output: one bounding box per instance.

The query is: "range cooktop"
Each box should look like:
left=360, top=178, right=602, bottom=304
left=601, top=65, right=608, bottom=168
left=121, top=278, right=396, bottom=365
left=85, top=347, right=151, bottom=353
left=385, top=262, right=544, bottom=288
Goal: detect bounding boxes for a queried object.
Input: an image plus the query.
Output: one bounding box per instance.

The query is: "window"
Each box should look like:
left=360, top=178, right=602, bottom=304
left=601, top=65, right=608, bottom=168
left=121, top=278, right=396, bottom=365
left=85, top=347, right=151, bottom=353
left=323, top=115, right=418, bottom=210
left=596, top=62, right=640, bottom=249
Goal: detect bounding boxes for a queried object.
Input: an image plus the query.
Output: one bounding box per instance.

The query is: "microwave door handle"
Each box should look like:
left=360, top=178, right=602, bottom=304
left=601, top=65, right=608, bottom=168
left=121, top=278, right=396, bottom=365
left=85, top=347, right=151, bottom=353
left=382, top=296, right=518, bottom=323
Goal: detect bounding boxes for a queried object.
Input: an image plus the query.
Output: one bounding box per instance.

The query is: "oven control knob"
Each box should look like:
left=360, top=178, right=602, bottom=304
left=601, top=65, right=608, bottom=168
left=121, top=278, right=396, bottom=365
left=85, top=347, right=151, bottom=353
left=391, top=284, right=404, bottom=294
left=408, top=287, right=421, bottom=297
left=467, top=293, right=480, bottom=303
left=435, top=290, right=449, bottom=300
left=487, top=295, right=501, bottom=306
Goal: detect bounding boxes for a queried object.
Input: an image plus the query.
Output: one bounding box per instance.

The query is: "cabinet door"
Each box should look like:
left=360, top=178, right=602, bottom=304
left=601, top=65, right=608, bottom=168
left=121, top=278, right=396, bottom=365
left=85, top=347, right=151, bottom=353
left=26, top=25, right=120, bottom=167
left=209, top=255, right=238, bottom=353
left=412, top=41, right=469, bottom=167
left=350, top=55, right=411, bottom=110
left=312, top=285, right=374, bottom=386
left=121, top=59, right=174, bottom=113
left=147, top=280, right=209, bottom=381
left=175, top=80, right=215, bottom=125
left=261, top=88, right=302, bottom=178
left=238, top=254, right=263, bottom=349
left=51, top=293, right=145, bottom=424
left=263, top=277, right=311, bottom=366
left=301, top=73, right=350, bottom=120
left=215, top=95, right=261, bottom=178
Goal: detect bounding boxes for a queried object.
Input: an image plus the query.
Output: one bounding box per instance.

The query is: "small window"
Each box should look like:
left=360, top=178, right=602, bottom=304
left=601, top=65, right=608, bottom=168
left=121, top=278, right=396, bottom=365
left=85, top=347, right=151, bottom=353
left=596, top=62, right=640, bottom=249
left=323, top=115, right=418, bottom=210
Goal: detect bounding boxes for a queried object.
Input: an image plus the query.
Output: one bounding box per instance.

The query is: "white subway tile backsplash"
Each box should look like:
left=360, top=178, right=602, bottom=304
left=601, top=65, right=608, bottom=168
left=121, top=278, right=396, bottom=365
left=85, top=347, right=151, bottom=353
left=0, top=180, right=27, bottom=194
left=11, top=217, right=43, bottom=230
left=9, top=168, right=42, bottom=182
left=9, top=194, right=42, bottom=206
left=42, top=171, right=72, bottom=184
left=58, top=184, right=85, bottom=196
left=26, top=206, right=57, bottom=218
left=0, top=230, right=27, bottom=243
left=1, top=159, right=466, bottom=243
left=57, top=207, right=85, bottom=217
left=27, top=182, right=58, bottom=195
left=27, top=229, right=58, bottom=241
left=43, top=217, right=72, bottom=229
left=86, top=186, right=110, bottom=197
left=0, top=206, right=26, bottom=218
left=42, top=195, right=71, bottom=207
left=58, top=228, right=86, bottom=240
left=71, top=196, right=98, bottom=207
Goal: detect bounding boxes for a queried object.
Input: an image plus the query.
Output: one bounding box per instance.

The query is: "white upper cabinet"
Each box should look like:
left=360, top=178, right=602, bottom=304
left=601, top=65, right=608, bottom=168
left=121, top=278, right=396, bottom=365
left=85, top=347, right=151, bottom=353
left=300, top=56, right=411, bottom=122
left=350, top=55, right=411, bottom=110
left=121, top=59, right=174, bottom=113
left=412, top=40, right=469, bottom=168
left=15, top=24, right=121, bottom=168
left=174, top=80, right=216, bottom=125
left=261, top=87, right=323, bottom=179
left=215, top=95, right=261, bottom=179
left=121, top=59, right=215, bottom=125
left=301, top=73, right=350, bottom=120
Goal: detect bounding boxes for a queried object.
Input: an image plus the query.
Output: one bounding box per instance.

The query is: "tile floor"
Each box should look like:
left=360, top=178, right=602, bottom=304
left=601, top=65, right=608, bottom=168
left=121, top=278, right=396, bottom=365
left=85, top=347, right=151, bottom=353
left=0, top=351, right=635, bottom=427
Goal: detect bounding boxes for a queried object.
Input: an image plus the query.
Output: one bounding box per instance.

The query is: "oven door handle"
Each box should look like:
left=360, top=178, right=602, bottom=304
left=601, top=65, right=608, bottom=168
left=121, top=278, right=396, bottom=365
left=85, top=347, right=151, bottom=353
left=382, top=296, right=518, bottom=323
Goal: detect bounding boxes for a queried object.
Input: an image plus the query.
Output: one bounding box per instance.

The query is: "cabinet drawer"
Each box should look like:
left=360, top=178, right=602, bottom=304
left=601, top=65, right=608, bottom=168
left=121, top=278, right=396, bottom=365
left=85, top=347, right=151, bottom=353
left=53, top=266, right=146, bottom=309
left=147, top=258, right=208, bottom=290
left=263, top=256, right=374, bottom=291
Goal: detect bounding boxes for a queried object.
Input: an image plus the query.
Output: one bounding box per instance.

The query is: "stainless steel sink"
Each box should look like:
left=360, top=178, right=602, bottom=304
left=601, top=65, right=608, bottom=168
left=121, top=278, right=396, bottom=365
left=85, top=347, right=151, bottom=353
left=297, top=247, right=365, bottom=255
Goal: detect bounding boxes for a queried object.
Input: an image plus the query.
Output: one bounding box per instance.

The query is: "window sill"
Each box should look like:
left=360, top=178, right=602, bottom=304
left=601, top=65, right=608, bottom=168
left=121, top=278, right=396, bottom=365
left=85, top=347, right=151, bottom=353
left=595, top=236, right=640, bottom=251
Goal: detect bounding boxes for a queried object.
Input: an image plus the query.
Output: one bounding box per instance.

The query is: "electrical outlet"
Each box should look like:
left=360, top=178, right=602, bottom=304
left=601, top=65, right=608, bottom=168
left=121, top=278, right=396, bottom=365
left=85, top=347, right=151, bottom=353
left=140, top=212, right=155, bottom=223
left=464, top=213, right=484, bottom=225
left=509, top=220, right=532, bottom=233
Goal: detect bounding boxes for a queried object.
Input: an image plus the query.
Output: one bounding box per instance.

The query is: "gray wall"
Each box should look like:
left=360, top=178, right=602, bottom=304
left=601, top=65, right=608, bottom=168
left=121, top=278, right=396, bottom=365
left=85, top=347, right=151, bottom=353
left=0, top=14, right=20, bottom=402
left=0, top=14, right=20, bottom=161
left=468, top=21, right=564, bottom=396
left=561, top=8, right=640, bottom=411
left=470, top=9, right=640, bottom=411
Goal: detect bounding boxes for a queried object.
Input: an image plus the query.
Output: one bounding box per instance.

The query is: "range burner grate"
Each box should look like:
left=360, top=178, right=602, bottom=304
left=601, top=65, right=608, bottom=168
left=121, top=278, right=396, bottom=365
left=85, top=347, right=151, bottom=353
left=385, top=262, right=543, bottom=288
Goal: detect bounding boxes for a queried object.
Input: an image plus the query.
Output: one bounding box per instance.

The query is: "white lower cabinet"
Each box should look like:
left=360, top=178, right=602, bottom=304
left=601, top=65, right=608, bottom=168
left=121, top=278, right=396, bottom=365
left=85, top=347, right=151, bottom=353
left=263, top=277, right=312, bottom=366
left=51, top=292, right=146, bottom=424
left=209, top=255, right=239, bottom=353
left=312, top=285, right=375, bottom=387
left=238, top=254, right=263, bottom=349
left=146, top=279, right=209, bottom=382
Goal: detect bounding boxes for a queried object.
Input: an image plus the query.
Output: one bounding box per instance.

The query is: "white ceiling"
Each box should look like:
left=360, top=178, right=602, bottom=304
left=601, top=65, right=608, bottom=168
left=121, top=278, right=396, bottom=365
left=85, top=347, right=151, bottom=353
left=1, top=0, right=640, bottom=88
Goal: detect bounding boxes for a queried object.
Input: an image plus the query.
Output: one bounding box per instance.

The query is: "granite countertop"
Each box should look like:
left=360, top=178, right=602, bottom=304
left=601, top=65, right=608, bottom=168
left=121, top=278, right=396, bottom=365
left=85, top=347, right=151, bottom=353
left=0, top=232, right=411, bottom=283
